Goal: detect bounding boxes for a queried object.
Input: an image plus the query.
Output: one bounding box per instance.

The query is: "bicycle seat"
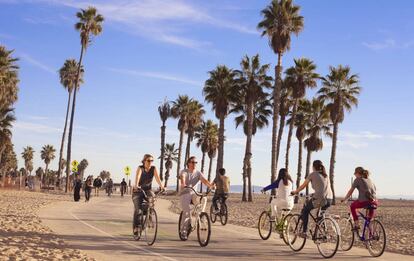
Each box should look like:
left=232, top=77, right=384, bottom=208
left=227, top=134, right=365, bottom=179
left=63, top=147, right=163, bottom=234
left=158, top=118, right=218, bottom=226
left=364, top=204, right=377, bottom=210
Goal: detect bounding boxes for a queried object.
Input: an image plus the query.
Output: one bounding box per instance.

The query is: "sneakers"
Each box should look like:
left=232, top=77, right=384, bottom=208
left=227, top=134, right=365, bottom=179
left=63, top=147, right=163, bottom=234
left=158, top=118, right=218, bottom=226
left=298, top=232, right=308, bottom=238
left=180, top=231, right=188, bottom=240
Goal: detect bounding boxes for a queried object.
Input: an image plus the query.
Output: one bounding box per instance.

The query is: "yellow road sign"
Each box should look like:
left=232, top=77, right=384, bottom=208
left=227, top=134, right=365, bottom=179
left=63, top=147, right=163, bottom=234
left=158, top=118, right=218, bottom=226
left=71, top=160, right=79, bottom=168
left=72, top=166, right=78, bottom=172
left=124, top=166, right=131, bottom=175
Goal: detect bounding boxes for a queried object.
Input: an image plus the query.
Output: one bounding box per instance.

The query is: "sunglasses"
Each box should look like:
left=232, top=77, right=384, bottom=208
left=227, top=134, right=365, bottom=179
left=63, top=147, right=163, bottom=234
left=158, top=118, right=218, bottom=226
left=146, top=159, right=154, bottom=162
left=190, top=161, right=198, bottom=164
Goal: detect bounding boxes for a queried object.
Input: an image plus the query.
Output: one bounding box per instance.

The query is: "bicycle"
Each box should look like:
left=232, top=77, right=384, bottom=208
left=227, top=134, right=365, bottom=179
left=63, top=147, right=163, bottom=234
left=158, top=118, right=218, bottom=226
left=286, top=195, right=340, bottom=258
left=210, top=194, right=228, bottom=225
left=132, top=188, right=164, bottom=245
left=178, top=186, right=212, bottom=247
left=257, top=195, right=292, bottom=245
left=338, top=199, right=386, bottom=257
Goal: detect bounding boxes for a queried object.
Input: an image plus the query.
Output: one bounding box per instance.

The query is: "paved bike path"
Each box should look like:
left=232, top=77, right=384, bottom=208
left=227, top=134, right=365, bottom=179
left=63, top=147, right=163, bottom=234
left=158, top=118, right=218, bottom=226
left=38, top=195, right=413, bottom=260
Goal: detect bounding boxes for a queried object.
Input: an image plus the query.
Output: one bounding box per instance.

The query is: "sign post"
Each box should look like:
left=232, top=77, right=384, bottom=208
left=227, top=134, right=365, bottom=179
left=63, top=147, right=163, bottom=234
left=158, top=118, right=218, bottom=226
left=124, top=166, right=131, bottom=194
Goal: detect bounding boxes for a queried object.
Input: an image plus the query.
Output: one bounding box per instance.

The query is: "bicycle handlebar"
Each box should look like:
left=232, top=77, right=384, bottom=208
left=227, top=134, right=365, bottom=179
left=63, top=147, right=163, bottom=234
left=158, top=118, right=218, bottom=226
left=183, top=186, right=212, bottom=197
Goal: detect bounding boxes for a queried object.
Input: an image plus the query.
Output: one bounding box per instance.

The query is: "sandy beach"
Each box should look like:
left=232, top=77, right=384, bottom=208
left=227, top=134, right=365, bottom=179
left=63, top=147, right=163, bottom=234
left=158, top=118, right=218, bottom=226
left=168, top=193, right=414, bottom=256
left=0, top=190, right=94, bottom=261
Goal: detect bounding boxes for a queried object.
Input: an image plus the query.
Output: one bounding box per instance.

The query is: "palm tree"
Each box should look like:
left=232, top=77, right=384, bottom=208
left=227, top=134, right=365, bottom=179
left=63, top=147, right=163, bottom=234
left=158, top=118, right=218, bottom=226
left=318, top=65, right=361, bottom=204
left=66, top=7, right=104, bottom=192
left=284, top=58, right=319, bottom=170
left=203, top=65, right=239, bottom=178
left=40, top=145, right=56, bottom=187
left=195, top=119, right=218, bottom=192
left=171, top=95, right=192, bottom=191
left=184, top=100, right=205, bottom=162
left=258, top=0, right=304, bottom=186
left=0, top=107, right=15, bottom=187
left=0, top=45, right=19, bottom=109
left=232, top=92, right=272, bottom=201
left=207, top=134, right=219, bottom=183
left=57, top=59, right=84, bottom=189
left=99, top=170, right=110, bottom=181
left=161, top=143, right=179, bottom=188
left=233, top=54, right=272, bottom=201
left=21, top=146, right=35, bottom=186
left=158, top=99, right=171, bottom=181
left=78, top=158, right=89, bottom=179
left=303, top=98, right=331, bottom=195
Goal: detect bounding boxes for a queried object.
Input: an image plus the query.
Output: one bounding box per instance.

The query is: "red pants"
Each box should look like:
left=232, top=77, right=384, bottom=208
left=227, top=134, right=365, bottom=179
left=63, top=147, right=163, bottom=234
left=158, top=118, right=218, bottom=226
left=350, top=200, right=378, bottom=221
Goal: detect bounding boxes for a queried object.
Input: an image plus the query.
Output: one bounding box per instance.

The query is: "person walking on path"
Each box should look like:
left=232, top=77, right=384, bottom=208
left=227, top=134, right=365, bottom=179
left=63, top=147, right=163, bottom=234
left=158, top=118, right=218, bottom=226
left=132, top=154, right=165, bottom=235
left=211, top=168, right=230, bottom=214
left=73, top=175, right=82, bottom=202
left=106, top=178, right=113, bottom=197
left=121, top=178, right=127, bottom=197
left=179, top=156, right=215, bottom=239
left=84, top=176, right=93, bottom=202
left=93, top=176, right=102, bottom=197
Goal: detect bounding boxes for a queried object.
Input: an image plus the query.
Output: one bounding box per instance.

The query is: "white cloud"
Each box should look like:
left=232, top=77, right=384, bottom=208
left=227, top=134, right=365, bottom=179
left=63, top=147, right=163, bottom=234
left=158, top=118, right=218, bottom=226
left=362, top=38, right=414, bottom=51
left=17, top=0, right=255, bottom=49
left=19, top=53, right=56, bottom=74
left=391, top=135, right=414, bottom=142
left=107, top=67, right=202, bottom=86
left=342, top=131, right=383, bottom=139
left=14, top=121, right=61, bottom=133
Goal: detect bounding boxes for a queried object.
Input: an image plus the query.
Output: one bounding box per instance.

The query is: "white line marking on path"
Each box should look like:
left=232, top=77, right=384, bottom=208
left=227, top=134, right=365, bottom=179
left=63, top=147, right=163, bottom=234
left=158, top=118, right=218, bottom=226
left=69, top=209, right=178, bottom=261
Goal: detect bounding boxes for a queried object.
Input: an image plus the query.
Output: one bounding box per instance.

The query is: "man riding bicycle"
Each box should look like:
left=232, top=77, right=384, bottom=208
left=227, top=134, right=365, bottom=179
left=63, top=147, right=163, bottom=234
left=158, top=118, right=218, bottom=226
left=211, top=168, right=230, bottom=214
left=179, top=156, right=215, bottom=240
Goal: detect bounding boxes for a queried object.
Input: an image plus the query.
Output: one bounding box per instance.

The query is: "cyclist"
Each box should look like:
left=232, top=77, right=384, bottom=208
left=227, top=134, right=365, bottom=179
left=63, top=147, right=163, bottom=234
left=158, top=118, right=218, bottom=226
left=291, top=160, right=331, bottom=238
left=261, top=168, right=294, bottom=221
left=341, top=167, right=377, bottom=230
left=179, top=156, right=215, bottom=239
left=211, top=168, right=230, bottom=214
left=132, top=154, right=164, bottom=235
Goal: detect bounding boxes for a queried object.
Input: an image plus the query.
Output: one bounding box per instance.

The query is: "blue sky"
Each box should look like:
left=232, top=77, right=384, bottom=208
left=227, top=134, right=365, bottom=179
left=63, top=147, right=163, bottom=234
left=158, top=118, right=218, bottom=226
left=1, top=0, right=413, bottom=197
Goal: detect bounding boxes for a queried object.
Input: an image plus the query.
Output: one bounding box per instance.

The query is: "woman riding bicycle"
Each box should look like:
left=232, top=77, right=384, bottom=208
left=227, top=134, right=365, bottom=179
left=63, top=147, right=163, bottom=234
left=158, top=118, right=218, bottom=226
left=179, top=156, right=215, bottom=240
left=261, top=168, right=294, bottom=221
left=132, top=154, right=164, bottom=235
left=341, top=167, right=377, bottom=230
left=291, top=160, right=331, bottom=238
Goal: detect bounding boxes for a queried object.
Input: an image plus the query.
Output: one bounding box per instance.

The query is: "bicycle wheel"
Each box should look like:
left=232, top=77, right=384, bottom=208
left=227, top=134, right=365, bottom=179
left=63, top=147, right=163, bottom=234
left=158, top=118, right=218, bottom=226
left=258, top=211, right=272, bottom=240
left=197, top=212, right=211, bottom=247
left=144, top=208, right=158, bottom=246
left=220, top=203, right=228, bottom=225
left=178, top=211, right=190, bottom=241
left=338, top=217, right=354, bottom=251
left=286, top=214, right=306, bottom=251
left=365, top=219, right=386, bottom=257
left=210, top=204, right=217, bottom=223
left=281, top=214, right=292, bottom=245
left=315, top=217, right=340, bottom=258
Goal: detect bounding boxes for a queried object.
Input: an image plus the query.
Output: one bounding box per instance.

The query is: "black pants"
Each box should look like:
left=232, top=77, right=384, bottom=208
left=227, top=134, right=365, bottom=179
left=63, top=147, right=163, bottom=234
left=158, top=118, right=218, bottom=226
left=212, top=193, right=228, bottom=210
left=301, top=198, right=332, bottom=232
left=85, top=188, right=91, bottom=201
left=132, top=190, right=154, bottom=227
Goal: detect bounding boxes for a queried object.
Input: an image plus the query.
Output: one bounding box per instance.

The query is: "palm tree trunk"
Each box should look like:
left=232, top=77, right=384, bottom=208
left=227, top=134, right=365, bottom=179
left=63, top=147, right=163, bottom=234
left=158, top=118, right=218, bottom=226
left=159, top=124, right=166, bottom=181
left=43, top=163, right=49, bottom=188
left=57, top=91, right=72, bottom=189
left=270, top=54, right=283, bottom=194
left=295, top=137, right=303, bottom=203
left=329, top=121, right=339, bottom=204
left=246, top=102, right=254, bottom=202
left=305, top=149, right=312, bottom=195
left=164, top=168, right=170, bottom=188
left=0, top=148, right=4, bottom=187
left=185, top=132, right=191, bottom=163
left=207, top=156, right=213, bottom=182
left=66, top=45, right=85, bottom=193
left=199, top=152, right=206, bottom=193
left=216, top=115, right=225, bottom=178
left=285, top=99, right=298, bottom=170
left=176, top=129, right=184, bottom=192
left=275, top=113, right=286, bottom=170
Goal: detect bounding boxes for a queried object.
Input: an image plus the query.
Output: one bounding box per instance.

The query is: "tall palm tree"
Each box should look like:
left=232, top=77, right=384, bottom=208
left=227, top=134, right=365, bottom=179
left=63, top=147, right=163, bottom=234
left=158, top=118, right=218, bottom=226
left=207, top=134, right=218, bottom=183
left=258, top=0, right=304, bottom=186
left=284, top=58, right=319, bottom=170
left=233, top=54, right=272, bottom=201
left=66, top=7, right=104, bottom=193
left=195, top=119, right=218, bottom=192
left=58, top=59, right=84, bottom=189
left=21, top=146, right=35, bottom=186
left=302, top=98, right=331, bottom=195
left=171, top=95, right=192, bottom=191
left=78, top=158, right=89, bottom=179
left=318, top=65, right=361, bottom=204
left=0, top=107, right=15, bottom=187
left=203, top=65, right=239, bottom=178
left=232, top=93, right=272, bottom=201
left=0, top=45, right=19, bottom=109
left=184, top=100, right=205, bottom=162
left=161, top=143, right=179, bottom=188
left=40, top=145, right=56, bottom=187
left=158, top=99, right=171, bottom=181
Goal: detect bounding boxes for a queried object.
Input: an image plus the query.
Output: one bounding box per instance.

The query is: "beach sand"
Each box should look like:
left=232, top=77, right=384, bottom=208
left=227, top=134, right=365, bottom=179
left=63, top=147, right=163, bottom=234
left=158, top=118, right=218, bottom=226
left=0, top=190, right=94, bottom=260
left=168, top=193, right=414, bottom=256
